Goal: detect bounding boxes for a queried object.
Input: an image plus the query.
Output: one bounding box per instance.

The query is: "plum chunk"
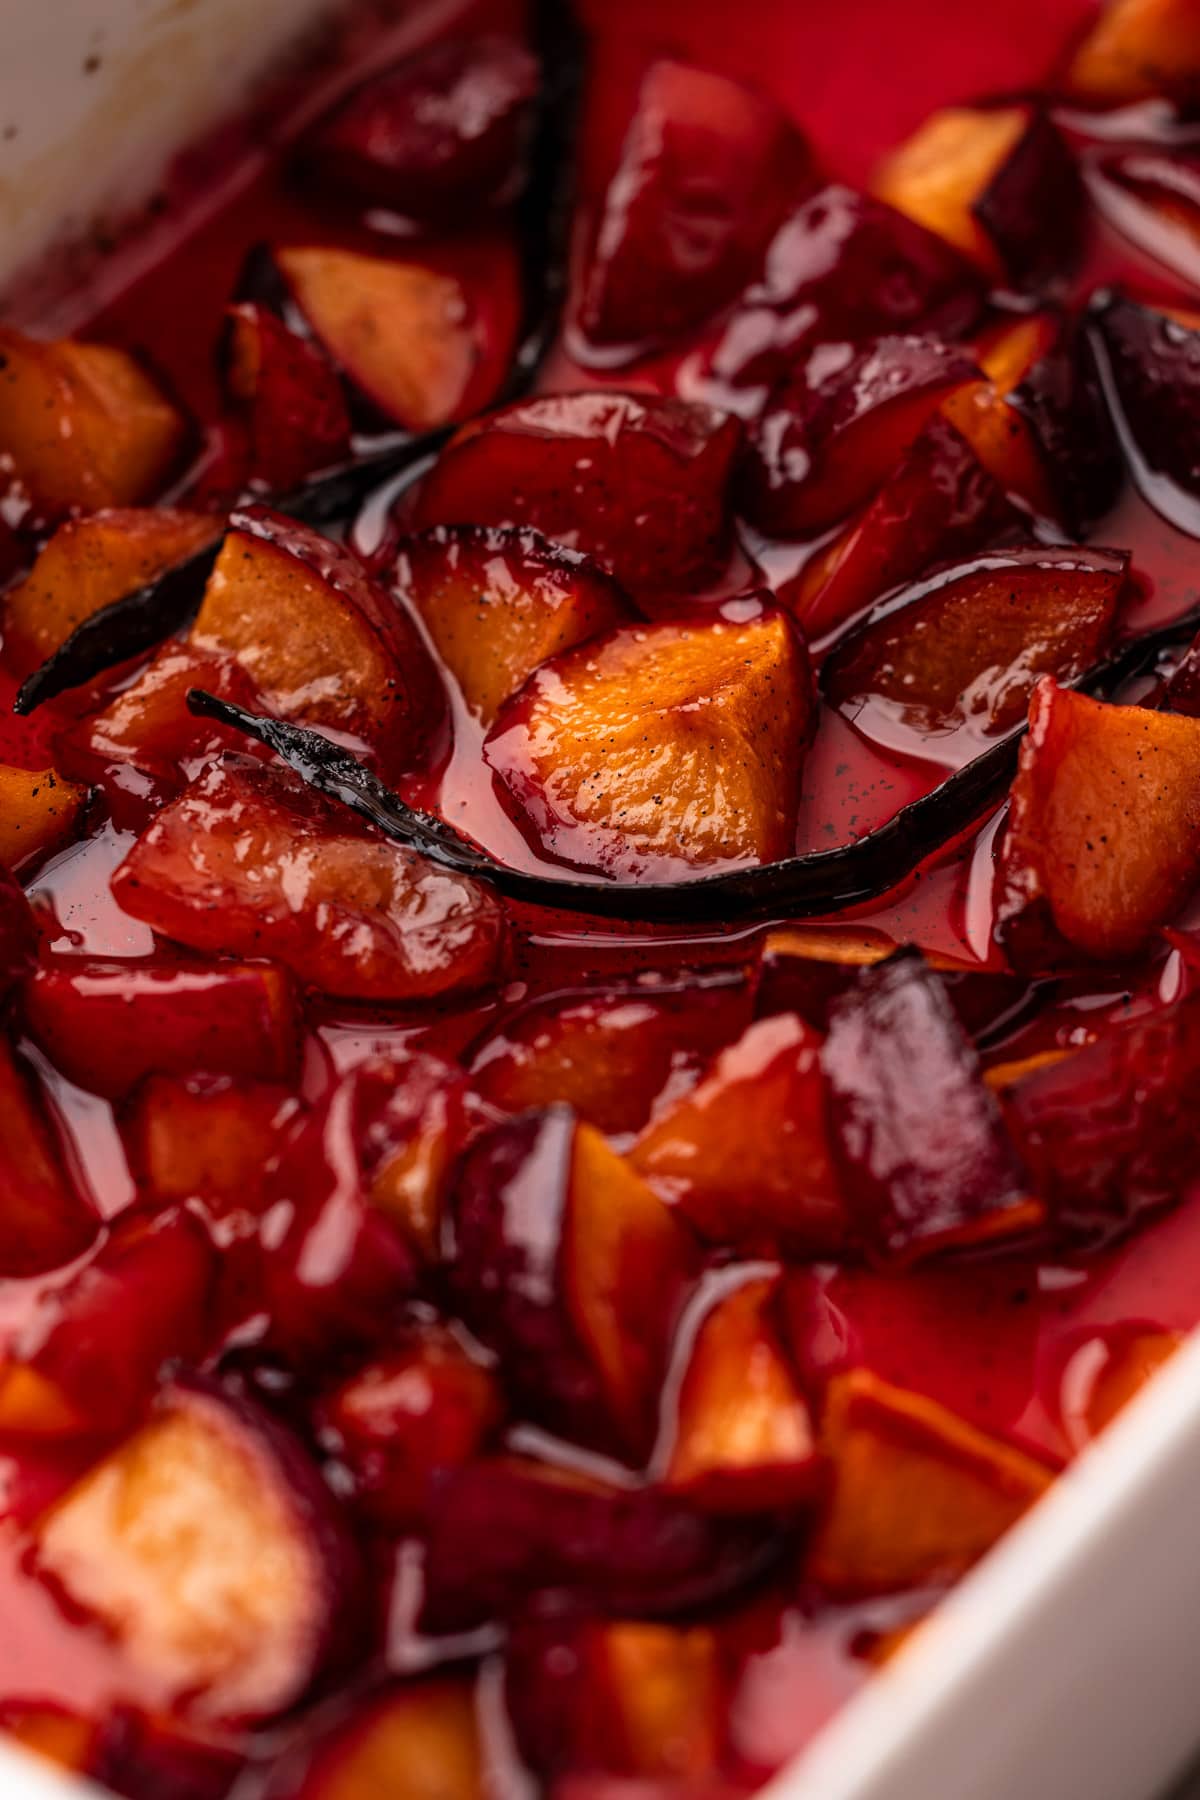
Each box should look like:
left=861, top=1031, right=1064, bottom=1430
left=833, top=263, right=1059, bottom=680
left=629, top=1013, right=849, bottom=1254
left=1058, top=1326, right=1180, bottom=1447
left=994, top=681, right=1200, bottom=965
left=576, top=59, right=812, bottom=358
left=872, top=105, right=1083, bottom=287
left=122, top=1075, right=300, bottom=1212
left=1063, top=0, right=1200, bottom=109
left=821, top=952, right=1041, bottom=1264
left=112, top=757, right=503, bottom=1002
left=469, top=969, right=753, bottom=1138
left=741, top=335, right=979, bottom=536
left=265, top=1682, right=486, bottom=1799
left=1003, top=993, right=1200, bottom=1237
left=317, top=1327, right=501, bottom=1529
left=662, top=1273, right=819, bottom=1512
left=75, top=643, right=262, bottom=785
left=508, top=1617, right=722, bottom=1782
left=806, top=1369, right=1052, bottom=1595
left=448, top=1110, right=691, bottom=1459
left=705, top=184, right=982, bottom=399
left=31, top=1379, right=356, bottom=1723
left=783, top=415, right=1013, bottom=640
left=392, top=525, right=628, bottom=724
left=415, top=392, right=742, bottom=597
left=0, top=1208, right=213, bottom=1439
left=299, top=33, right=539, bottom=221
left=1, top=508, right=218, bottom=676
left=190, top=506, right=440, bottom=774
left=485, top=612, right=810, bottom=877
left=276, top=246, right=506, bottom=432
left=1086, top=292, right=1200, bottom=532
left=0, top=1040, right=96, bottom=1278
left=223, top=303, right=350, bottom=492
left=0, top=1704, right=100, bottom=1775
left=420, top=1455, right=777, bottom=1632
left=0, top=764, right=87, bottom=875
left=22, top=956, right=301, bottom=1101
left=821, top=545, right=1126, bottom=740
left=333, top=1048, right=470, bottom=1260
left=0, top=328, right=187, bottom=527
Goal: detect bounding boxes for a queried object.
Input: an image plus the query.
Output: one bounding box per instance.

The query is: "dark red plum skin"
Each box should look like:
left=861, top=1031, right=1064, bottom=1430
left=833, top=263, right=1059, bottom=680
left=1005, top=994, right=1200, bottom=1244
left=418, top=1457, right=786, bottom=1635
left=974, top=108, right=1085, bottom=290
left=414, top=391, right=742, bottom=596
left=821, top=951, right=1033, bottom=1264
left=0, top=864, right=37, bottom=1001
left=445, top=1108, right=620, bottom=1454
left=1010, top=320, right=1123, bottom=533
left=1086, top=291, right=1200, bottom=533
left=705, top=184, right=983, bottom=398
left=755, top=944, right=1034, bottom=1047
left=576, top=59, right=814, bottom=357
left=298, top=34, right=539, bottom=222
left=741, top=335, right=979, bottom=536
left=223, top=304, right=351, bottom=494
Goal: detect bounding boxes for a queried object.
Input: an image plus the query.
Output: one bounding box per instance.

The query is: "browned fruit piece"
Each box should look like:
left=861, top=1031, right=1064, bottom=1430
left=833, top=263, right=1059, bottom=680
left=663, top=1273, right=819, bottom=1511
left=0, top=764, right=87, bottom=875
left=0, top=1039, right=97, bottom=1278
left=1063, top=0, right=1200, bottom=108
left=941, top=312, right=1061, bottom=517
left=485, top=612, right=810, bottom=877
left=191, top=506, right=440, bottom=775
left=821, top=545, right=1125, bottom=738
left=31, top=1380, right=357, bottom=1723
left=872, top=105, right=1083, bottom=286
left=122, top=1074, right=300, bottom=1212
left=393, top=525, right=628, bottom=723
left=630, top=1013, right=849, bottom=1253
left=277, top=246, right=501, bottom=432
left=1, top=508, right=218, bottom=675
left=0, top=328, right=188, bottom=526
left=262, top=1681, right=484, bottom=1800
left=75, top=643, right=261, bottom=783
left=807, top=1368, right=1053, bottom=1594
left=995, top=681, right=1200, bottom=965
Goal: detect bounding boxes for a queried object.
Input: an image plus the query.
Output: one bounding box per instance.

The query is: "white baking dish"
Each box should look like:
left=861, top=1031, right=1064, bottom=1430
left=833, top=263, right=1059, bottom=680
left=3, top=5, right=1200, bottom=1799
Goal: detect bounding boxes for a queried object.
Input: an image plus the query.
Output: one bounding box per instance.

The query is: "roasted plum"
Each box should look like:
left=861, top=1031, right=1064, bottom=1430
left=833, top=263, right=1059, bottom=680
left=1, top=508, right=218, bottom=677
left=299, top=33, right=539, bottom=221
left=806, top=1369, right=1053, bottom=1594
left=22, top=956, right=301, bottom=1100
left=0, top=764, right=88, bottom=875
left=31, top=1379, right=357, bottom=1723
left=576, top=59, right=812, bottom=358
left=1086, top=291, right=1200, bottom=534
left=112, top=757, right=504, bottom=1001
left=420, top=1455, right=778, bottom=1633
left=414, top=391, right=742, bottom=597
left=821, top=952, right=1042, bottom=1264
left=0, top=1208, right=214, bottom=1439
left=122, top=1074, right=300, bottom=1212
left=821, top=545, right=1126, bottom=741
left=741, top=335, right=980, bottom=536
left=995, top=681, right=1200, bottom=965
left=484, top=611, right=810, bottom=877
left=0, top=1039, right=97, bottom=1278
left=705, top=182, right=981, bottom=400
left=469, top=969, right=753, bottom=1138
left=392, top=525, right=628, bottom=723
left=871, top=104, right=1084, bottom=287
left=662, top=1272, right=819, bottom=1512
left=783, top=415, right=1014, bottom=640
left=223, top=303, right=351, bottom=492
left=316, top=1327, right=502, bottom=1528
left=261, top=1680, right=486, bottom=1800
left=1004, top=993, right=1200, bottom=1238
left=72, top=642, right=262, bottom=786
left=335, top=1049, right=471, bottom=1260
left=190, top=506, right=440, bottom=774
left=1062, top=0, right=1200, bottom=109
left=448, top=1109, right=691, bottom=1460
left=275, top=245, right=509, bottom=433
left=1083, top=150, right=1200, bottom=296
left=630, top=1013, right=849, bottom=1254
left=0, top=328, right=187, bottom=527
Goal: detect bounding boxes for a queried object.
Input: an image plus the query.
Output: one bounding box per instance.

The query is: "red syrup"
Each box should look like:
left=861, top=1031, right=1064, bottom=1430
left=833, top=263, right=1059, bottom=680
left=5, top=0, right=1200, bottom=1787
